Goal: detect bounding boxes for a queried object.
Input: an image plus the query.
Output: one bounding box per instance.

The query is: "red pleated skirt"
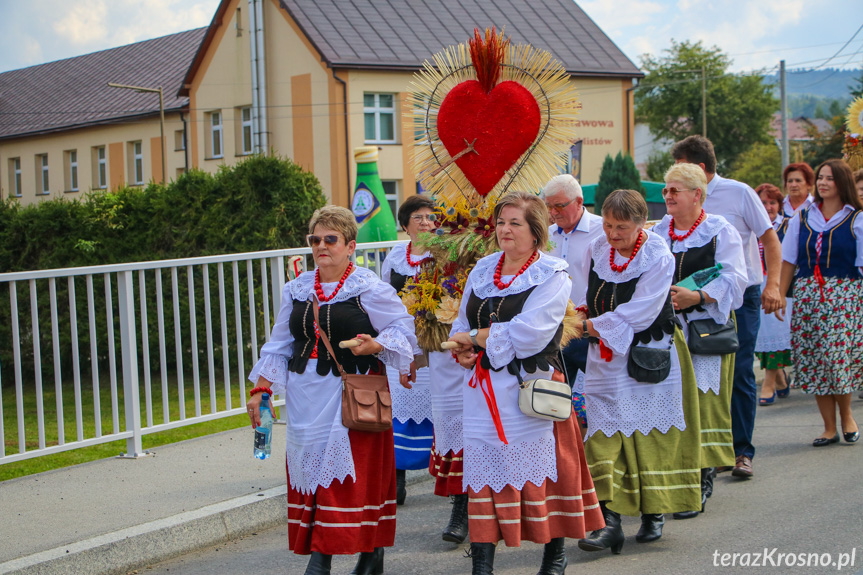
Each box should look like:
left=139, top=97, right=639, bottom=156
left=467, top=416, right=605, bottom=546
left=286, top=428, right=397, bottom=555
left=428, top=440, right=466, bottom=497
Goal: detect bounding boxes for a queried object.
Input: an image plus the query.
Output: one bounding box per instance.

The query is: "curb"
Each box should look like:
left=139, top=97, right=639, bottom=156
left=0, top=485, right=288, bottom=575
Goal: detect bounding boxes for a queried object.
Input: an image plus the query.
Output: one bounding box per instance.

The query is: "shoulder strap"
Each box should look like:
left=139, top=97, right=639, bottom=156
left=312, top=299, right=348, bottom=378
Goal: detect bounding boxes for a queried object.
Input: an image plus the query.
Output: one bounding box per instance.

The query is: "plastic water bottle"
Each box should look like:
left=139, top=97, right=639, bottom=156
left=253, top=393, right=273, bottom=460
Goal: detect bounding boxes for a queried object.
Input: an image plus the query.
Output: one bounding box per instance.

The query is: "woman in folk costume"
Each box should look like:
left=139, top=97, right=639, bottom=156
left=448, top=192, right=603, bottom=575
left=779, top=158, right=863, bottom=447
left=654, top=163, right=747, bottom=519
left=754, top=183, right=794, bottom=403
left=381, top=195, right=470, bottom=543
left=246, top=206, right=418, bottom=575
left=576, top=189, right=702, bottom=554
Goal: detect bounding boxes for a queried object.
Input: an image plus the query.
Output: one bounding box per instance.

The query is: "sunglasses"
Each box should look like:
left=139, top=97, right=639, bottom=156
left=545, top=199, right=575, bottom=211
left=306, top=234, right=341, bottom=247
left=661, top=187, right=692, bottom=197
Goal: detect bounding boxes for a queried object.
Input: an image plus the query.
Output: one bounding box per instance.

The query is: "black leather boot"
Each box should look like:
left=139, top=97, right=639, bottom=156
left=469, top=542, right=496, bottom=575
left=304, top=552, right=332, bottom=575
left=577, top=502, right=624, bottom=554
left=635, top=513, right=665, bottom=542
left=537, top=537, right=567, bottom=575
left=350, top=547, right=384, bottom=575
left=443, top=494, right=469, bottom=543
left=673, top=467, right=714, bottom=519
left=396, top=468, right=407, bottom=505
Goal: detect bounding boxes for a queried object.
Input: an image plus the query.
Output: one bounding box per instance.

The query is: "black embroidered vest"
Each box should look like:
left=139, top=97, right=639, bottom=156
left=671, top=235, right=716, bottom=314
left=586, top=262, right=676, bottom=345
left=465, top=286, right=563, bottom=374
left=288, top=296, right=381, bottom=377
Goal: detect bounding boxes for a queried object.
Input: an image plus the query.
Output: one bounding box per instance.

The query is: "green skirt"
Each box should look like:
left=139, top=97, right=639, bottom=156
left=585, top=328, right=701, bottom=516
left=698, top=352, right=735, bottom=468
left=757, top=350, right=791, bottom=370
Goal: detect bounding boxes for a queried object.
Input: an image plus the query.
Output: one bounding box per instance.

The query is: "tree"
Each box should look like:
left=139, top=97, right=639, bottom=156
left=850, top=70, right=863, bottom=99
left=635, top=40, right=778, bottom=174
left=728, top=142, right=782, bottom=189
left=645, top=150, right=674, bottom=182
left=596, top=152, right=644, bottom=213
left=803, top=115, right=846, bottom=169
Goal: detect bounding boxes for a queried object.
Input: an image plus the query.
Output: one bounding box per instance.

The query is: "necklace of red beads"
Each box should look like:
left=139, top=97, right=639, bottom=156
left=406, top=242, right=431, bottom=267
left=609, top=231, right=645, bottom=273
left=494, top=251, right=537, bottom=290
left=315, top=262, right=353, bottom=302
left=669, top=209, right=706, bottom=242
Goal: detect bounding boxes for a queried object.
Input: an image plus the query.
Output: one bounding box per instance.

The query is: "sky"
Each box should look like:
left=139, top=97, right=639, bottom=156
left=0, top=0, right=861, bottom=78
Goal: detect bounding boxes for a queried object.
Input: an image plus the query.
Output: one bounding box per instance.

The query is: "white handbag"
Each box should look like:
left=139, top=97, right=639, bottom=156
left=516, top=374, right=573, bottom=422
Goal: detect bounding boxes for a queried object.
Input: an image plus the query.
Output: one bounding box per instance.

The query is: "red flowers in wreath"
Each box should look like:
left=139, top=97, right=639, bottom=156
left=474, top=217, right=495, bottom=238
left=445, top=214, right=470, bottom=235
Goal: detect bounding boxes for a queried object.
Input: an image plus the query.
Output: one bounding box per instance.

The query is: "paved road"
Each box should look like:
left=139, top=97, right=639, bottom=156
left=141, top=389, right=863, bottom=575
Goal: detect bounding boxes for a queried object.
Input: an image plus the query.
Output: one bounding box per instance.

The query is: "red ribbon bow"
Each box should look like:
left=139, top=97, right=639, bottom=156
left=468, top=351, right=508, bottom=444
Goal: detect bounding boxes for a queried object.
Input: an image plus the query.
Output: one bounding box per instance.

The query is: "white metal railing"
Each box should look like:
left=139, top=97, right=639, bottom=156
left=0, top=240, right=399, bottom=464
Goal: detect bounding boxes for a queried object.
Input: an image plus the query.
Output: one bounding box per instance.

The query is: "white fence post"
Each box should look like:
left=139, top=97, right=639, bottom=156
left=117, top=271, right=148, bottom=458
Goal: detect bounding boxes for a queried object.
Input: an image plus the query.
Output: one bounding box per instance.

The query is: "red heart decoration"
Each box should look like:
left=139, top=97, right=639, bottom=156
left=437, top=80, right=541, bottom=196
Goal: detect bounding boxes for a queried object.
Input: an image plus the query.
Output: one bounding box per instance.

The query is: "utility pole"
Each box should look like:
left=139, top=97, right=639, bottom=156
left=779, top=60, right=789, bottom=170
left=701, top=65, right=707, bottom=137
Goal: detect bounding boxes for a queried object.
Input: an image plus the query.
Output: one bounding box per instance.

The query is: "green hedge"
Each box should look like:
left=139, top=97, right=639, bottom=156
left=0, top=154, right=326, bottom=385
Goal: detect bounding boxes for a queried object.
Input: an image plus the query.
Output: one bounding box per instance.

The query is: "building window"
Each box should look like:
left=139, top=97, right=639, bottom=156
left=208, top=111, right=223, bottom=158
left=128, top=141, right=143, bottom=185
left=9, top=157, right=22, bottom=197
left=93, top=146, right=107, bottom=189
left=174, top=129, right=185, bottom=151
left=381, top=180, right=399, bottom=221
left=364, top=93, right=396, bottom=144
left=240, top=106, right=253, bottom=155
left=36, top=153, right=49, bottom=194
left=65, top=150, right=79, bottom=192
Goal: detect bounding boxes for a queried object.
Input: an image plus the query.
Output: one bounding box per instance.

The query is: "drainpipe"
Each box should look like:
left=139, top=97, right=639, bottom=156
left=248, top=0, right=261, bottom=153
left=332, top=70, right=351, bottom=205
left=254, top=0, right=268, bottom=153
left=180, top=111, right=189, bottom=172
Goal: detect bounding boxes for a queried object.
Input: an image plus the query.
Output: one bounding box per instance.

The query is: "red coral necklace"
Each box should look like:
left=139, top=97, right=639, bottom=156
left=669, top=209, right=706, bottom=242
left=406, top=242, right=431, bottom=267
left=494, top=251, right=537, bottom=290
left=609, top=232, right=644, bottom=273
left=315, top=262, right=353, bottom=302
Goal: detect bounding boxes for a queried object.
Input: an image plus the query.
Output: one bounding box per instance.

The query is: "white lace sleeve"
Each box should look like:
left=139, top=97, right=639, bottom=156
left=484, top=271, right=571, bottom=370
left=247, top=283, right=295, bottom=395
left=701, top=224, right=748, bottom=323
left=361, top=279, right=419, bottom=374
left=450, top=274, right=475, bottom=336
left=592, top=250, right=675, bottom=355
left=248, top=353, right=289, bottom=396
left=781, top=213, right=802, bottom=264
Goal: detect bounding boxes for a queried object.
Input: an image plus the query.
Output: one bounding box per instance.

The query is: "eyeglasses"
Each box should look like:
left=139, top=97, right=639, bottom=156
left=410, top=214, right=434, bottom=223
left=545, top=199, right=575, bottom=211
left=307, top=234, right=340, bottom=247
left=661, top=187, right=692, bottom=197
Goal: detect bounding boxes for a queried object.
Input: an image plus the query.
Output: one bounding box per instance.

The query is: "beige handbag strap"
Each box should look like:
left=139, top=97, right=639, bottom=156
left=312, top=299, right=348, bottom=379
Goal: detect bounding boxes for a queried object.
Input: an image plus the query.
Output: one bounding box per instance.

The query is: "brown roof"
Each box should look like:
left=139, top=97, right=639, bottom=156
left=279, top=0, right=641, bottom=77
left=769, top=113, right=833, bottom=141
left=0, top=28, right=206, bottom=140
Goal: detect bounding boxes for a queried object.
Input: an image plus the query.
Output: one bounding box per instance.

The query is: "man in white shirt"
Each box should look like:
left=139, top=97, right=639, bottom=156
left=540, top=174, right=604, bottom=383
left=671, top=136, right=784, bottom=480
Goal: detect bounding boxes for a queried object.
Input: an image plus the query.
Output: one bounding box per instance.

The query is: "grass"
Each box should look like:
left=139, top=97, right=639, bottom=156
left=0, top=369, right=270, bottom=482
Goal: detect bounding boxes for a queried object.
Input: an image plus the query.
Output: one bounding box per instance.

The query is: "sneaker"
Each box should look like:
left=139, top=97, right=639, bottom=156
left=731, top=455, right=753, bottom=479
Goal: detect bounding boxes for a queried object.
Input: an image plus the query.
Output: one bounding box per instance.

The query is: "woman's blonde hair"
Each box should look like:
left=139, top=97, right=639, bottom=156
left=601, top=189, right=648, bottom=225
left=492, top=191, right=550, bottom=251
left=308, top=205, right=358, bottom=243
left=664, top=163, right=708, bottom=205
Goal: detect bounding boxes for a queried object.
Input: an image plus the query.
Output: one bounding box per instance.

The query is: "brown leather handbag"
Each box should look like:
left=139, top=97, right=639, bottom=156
left=313, top=300, right=392, bottom=433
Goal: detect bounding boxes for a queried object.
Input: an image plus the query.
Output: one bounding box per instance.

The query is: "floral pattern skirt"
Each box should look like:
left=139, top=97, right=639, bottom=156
left=791, top=276, right=863, bottom=395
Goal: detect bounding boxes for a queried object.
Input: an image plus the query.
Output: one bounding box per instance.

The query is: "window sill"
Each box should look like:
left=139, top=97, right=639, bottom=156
left=64, top=189, right=79, bottom=194
left=174, top=148, right=186, bottom=152
left=364, top=141, right=398, bottom=146
left=36, top=192, right=50, bottom=196
left=235, top=152, right=253, bottom=157
left=205, top=155, right=225, bottom=161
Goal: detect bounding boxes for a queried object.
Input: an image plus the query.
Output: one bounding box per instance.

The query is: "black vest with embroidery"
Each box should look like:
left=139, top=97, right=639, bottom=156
left=388, top=271, right=409, bottom=294
left=465, top=286, right=563, bottom=374
left=288, top=296, right=381, bottom=377
left=586, top=262, right=676, bottom=344
left=671, top=235, right=716, bottom=314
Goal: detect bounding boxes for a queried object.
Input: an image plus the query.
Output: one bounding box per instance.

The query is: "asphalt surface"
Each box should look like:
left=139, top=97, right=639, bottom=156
left=2, top=380, right=862, bottom=575
left=141, top=387, right=863, bottom=575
